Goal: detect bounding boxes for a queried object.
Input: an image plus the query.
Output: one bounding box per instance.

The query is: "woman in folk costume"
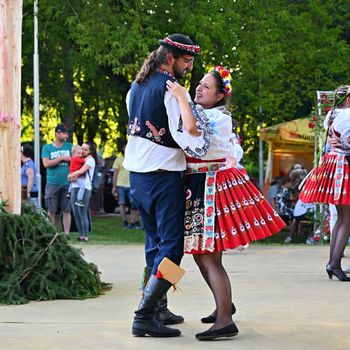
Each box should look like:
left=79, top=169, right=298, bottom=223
left=167, top=66, right=286, bottom=340
left=299, top=85, right=350, bottom=282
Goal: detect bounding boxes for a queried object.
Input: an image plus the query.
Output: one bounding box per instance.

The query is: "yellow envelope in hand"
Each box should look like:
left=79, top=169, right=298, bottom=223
left=158, top=257, right=185, bottom=285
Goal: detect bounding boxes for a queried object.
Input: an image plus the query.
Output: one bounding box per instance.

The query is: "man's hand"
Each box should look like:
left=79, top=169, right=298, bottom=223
left=226, top=157, right=238, bottom=168
left=112, top=187, right=118, bottom=199
left=60, top=155, right=71, bottom=162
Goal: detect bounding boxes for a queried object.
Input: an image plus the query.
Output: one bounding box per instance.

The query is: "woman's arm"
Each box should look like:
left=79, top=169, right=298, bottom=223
left=112, top=168, right=119, bottom=197
left=25, top=167, right=35, bottom=194
left=68, top=160, right=91, bottom=180
left=166, top=80, right=200, bottom=136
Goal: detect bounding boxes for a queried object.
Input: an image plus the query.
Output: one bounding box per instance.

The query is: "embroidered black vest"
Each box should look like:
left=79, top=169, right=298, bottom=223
left=127, top=72, right=180, bottom=149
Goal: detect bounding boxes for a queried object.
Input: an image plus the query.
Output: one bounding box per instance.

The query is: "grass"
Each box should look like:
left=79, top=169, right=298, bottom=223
left=72, top=215, right=145, bottom=245
left=72, top=215, right=325, bottom=246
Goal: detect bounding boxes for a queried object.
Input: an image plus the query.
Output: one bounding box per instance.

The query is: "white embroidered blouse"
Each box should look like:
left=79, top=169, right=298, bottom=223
left=123, top=90, right=236, bottom=172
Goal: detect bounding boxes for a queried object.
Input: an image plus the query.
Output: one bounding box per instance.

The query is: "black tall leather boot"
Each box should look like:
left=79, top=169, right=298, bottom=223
left=157, top=294, right=184, bottom=325
left=132, top=275, right=181, bottom=337
left=142, top=266, right=184, bottom=325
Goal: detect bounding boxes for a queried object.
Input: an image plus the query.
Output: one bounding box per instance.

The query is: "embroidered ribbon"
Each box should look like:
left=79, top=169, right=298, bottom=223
left=186, top=162, right=226, bottom=174
left=334, top=154, right=345, bottom=201
left=201, top=171, right=217, bottom=252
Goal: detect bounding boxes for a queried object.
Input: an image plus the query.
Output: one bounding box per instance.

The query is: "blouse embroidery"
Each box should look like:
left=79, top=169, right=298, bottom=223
left=184, top=102, right=213, bottom=159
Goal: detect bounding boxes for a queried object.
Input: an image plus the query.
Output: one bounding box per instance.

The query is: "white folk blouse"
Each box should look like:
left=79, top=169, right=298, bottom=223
left=123, top=89, right=236, bottom=172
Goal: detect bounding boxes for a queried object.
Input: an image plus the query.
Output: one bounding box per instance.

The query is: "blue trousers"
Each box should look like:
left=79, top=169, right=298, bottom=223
left=130, top=171, right=185, bottom=275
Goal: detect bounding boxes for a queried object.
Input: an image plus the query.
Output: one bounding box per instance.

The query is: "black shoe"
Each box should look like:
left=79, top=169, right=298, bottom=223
left=123, top=220, right=129, bottom=228
left=140, top=266, right=184, bottom=325
left=132, top=319, right=181, bottom=337
left=132, top=275, right=181, bottom=337
left=201, top=303, right=236, bottom=324
left=326, top=265, right=350, bottom=281
left=195, top=323, right=239, bottom=341
left=158, top=307, right=184, bottom=325
left=157, top=293, right=184, bottom=325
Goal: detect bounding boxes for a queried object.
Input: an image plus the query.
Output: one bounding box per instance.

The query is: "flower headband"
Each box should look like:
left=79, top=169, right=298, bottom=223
left=161, top=37, right=200, bottom=55
left=210, top=66, right=232, bottom=96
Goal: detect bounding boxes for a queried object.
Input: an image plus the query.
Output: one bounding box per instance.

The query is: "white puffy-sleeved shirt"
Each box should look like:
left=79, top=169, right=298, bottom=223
left=123, top=90, right=213, bottom=172
left=188, top=104, right=236, bottom=161
left=230, top=133, right=244, bottom=163
left=324, top=108, right=350, bottom=150
left=225, top=132, right=244, bottom=169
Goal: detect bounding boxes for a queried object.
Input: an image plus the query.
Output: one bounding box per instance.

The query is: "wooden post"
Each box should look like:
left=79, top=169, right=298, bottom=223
left=0, top=1, right=23, bottom=214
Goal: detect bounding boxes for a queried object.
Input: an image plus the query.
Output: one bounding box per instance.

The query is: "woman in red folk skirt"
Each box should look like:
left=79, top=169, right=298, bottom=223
left=167, top=67, right=286, bottom=341
left=299, top=85, right=350, bottom=282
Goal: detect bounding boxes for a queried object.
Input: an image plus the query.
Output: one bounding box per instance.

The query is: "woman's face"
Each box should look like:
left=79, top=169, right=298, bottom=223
left=82, top=143, right=91, bottom=158
left=194, top=74, right=224, bottom=109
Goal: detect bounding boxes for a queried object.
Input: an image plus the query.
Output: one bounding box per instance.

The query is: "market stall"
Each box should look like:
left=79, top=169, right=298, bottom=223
left=260, top=118, right=315, bottom=193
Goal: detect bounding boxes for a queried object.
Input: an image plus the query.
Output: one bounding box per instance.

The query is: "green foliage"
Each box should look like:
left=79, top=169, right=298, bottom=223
left=0, top=203, right=109, bottom=305
left=21, top=0, right=350, bottom=161
left=86, top=216, right=145, bottom=245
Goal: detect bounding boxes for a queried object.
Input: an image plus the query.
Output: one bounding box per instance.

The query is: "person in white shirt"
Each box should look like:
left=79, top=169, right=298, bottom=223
left=167, top=66, right=286, bottom=340
left=125, top=34, right=211, bottom=338
left=68, top=141, right=97, bottom=242
left=300, top=85, right=350, bottom=281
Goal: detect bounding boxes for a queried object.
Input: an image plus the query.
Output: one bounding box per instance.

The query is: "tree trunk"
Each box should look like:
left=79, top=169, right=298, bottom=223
left=0, top=0, right=23, bottom=214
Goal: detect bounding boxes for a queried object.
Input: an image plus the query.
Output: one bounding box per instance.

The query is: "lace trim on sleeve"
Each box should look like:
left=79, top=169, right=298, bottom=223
left=184, top=102, right=213, bottom=159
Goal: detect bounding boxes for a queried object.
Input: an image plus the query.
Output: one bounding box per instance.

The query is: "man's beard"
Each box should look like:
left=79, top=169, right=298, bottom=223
left=173, top=64, right=186, bottom=80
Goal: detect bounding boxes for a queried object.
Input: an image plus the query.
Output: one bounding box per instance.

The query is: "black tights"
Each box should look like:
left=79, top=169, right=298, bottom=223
left=329, top=205, right=350, bottom=270
left=193, top=252, right=233, bottom=329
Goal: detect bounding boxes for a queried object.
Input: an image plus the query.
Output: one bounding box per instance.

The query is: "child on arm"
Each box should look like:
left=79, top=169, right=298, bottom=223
left=67, top=145, right=86, bottom=207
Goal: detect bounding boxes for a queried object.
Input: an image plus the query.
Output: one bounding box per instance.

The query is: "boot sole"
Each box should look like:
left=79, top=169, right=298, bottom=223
left=132, top=328, right=181, bottom=337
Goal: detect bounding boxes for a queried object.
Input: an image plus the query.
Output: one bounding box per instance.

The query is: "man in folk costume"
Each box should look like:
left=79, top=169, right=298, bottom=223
left=124, top=34, right=212, bottom=337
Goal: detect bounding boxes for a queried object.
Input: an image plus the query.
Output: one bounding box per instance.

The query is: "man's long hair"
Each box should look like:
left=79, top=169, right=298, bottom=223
left=135, top=46, right=181, bottom=84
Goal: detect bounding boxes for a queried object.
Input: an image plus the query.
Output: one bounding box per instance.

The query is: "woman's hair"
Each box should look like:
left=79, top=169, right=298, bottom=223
left=334, top=85, right=350, bottom=108
left=208, top=71, right=230, bottom=107
left=71, top=144, right=82, bottom=155
left=135, top=46, right=181, bottom=84
left=280, top=176, right=291, bottom=186
left=21, top=144, right=34, bottom=158
left=83, top=141, right=98, bottom=165
left=207, top=66, right=232, bottom=107
left=270, top=175, right=283, bottom=186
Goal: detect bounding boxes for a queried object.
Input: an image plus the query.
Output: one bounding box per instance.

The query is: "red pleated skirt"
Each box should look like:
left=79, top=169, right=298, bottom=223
left=184, top=166, right=286, bottom=254
left=299, top=153, right=350, bottom=205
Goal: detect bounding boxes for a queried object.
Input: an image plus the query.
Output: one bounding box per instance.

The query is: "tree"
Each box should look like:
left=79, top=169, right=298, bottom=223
left=21, top=0, right=350, bottom=163
left=0, top=0, right=23, bottom=214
